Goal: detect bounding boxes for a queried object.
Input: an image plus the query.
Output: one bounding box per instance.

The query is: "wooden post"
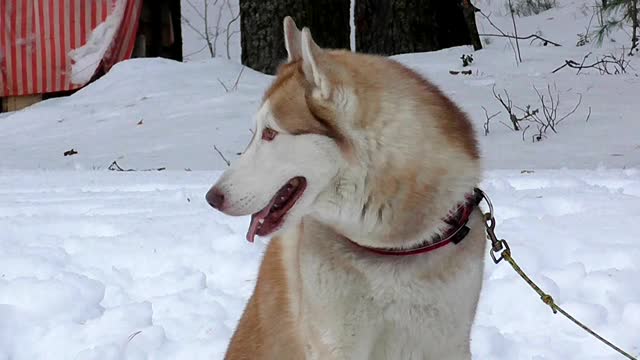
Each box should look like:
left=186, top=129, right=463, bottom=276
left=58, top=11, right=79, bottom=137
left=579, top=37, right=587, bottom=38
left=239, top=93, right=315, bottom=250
left=1, top=95, right=43, bottom=112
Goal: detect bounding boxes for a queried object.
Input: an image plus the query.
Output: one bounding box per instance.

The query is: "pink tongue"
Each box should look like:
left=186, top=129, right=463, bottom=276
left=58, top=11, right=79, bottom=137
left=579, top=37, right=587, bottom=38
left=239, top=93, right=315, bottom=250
left=246, top=197, right=277, bottom=242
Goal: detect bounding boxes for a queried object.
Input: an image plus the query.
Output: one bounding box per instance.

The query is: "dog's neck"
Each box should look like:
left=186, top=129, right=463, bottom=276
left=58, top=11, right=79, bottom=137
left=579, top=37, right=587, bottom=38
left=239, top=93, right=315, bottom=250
left=310, top=188, right=482, bottom=257
left=344, top=189, right=483, bottom=256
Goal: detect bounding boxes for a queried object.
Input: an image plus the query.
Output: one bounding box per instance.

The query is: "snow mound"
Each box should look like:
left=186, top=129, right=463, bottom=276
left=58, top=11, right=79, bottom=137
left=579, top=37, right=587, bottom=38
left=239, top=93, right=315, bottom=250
left=2, top=0, right=639, bottom=171
left=0, top=58, right=269, bottom=171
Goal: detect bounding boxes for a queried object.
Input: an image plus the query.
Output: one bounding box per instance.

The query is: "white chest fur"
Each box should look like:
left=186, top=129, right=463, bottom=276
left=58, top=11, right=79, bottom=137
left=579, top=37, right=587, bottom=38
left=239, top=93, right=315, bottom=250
left=286, top=214, right=486, bottom=360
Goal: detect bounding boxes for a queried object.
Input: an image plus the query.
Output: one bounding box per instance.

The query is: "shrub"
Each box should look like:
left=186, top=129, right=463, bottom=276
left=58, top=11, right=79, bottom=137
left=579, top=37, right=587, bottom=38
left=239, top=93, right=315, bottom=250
left=508, top=0, right=558, bottom=16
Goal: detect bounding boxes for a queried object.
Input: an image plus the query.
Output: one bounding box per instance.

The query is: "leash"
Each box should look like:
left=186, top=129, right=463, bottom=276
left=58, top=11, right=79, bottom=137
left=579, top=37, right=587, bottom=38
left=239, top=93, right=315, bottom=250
left=475, top=188, right=638, bottom=360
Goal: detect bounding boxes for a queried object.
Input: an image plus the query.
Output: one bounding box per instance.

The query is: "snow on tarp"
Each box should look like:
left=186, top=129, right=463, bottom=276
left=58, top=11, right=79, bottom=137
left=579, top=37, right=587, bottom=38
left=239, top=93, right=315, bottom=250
left=68, top=0, right=127, bottom=85
left=0, top=0, right=142, bottom=97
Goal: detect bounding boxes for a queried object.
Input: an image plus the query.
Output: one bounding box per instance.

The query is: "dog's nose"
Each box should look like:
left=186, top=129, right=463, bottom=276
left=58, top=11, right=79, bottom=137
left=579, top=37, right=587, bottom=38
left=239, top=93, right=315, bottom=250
left=206, top=187, right=225, bottom=210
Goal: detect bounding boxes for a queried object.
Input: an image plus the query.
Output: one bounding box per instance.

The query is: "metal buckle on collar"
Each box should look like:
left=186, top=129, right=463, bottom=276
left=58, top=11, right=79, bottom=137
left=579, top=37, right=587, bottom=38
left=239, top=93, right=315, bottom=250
left=474, top=188, right=509, bottom=264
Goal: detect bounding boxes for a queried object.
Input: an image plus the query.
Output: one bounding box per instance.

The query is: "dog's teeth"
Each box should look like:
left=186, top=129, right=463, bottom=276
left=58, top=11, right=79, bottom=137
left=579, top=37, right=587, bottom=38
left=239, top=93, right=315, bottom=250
left=279, top=196, right=285, bottom=201
left=258, top=219, right=264, bottom=224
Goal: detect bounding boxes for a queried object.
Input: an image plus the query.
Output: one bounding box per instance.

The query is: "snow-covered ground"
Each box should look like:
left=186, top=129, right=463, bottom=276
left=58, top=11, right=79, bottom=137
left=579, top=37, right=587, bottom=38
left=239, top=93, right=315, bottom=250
left=1, top=0, right=639, bottom=358
left=1, top=170, right=639, bottom=359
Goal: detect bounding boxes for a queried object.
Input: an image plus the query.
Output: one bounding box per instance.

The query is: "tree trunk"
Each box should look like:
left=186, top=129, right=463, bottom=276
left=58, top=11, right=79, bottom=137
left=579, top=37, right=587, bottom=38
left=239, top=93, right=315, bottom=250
left=462, top=0, right=482, bottom=51
left=630, top=0, right=639, bottom=55
left=167, top=0, right=183, bottom=61
left=355, top=0, right=482, bottom=55
left=240, top=0, right=350, bottom=75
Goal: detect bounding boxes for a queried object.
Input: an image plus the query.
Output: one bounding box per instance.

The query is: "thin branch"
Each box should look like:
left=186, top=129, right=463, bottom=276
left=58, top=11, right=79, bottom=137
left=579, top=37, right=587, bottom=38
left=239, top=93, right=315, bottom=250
left=522, top=124, right=531, bottom=141
left=108, top=161, right=165, bottom=172
left=127, top=331, right=143, bottom=343
left=576, top=52, right=592, bottom=75
left=478, top=11, right=510, bottom=39
left=481, top=106, right=501, bottom=136
left=231, top=66, right=245, bottom=91
left=499, top=121, right=515, bottom=130
left=552, top=51, right=631, bottom=74
left=529, top=83, right=584, bottom=134
left=204, top=0, right=215, bottom=57
left=217, top=66, right=245, bottom=92
left=225, top=7, right=241, bottom=60
left=213, top=145, right=231, bottom=166
left=556, top=93, right=583, bottom=125
left=217, top=78, right=229, bottom=92
left=579, top=7, right=597, bottom=45
left=478, top=33, right=562, bottom=46
left=184, top=44, right=209, bottom=58
left=210, top=0, right=226, bottom=58
left=492, top=85, right=527, bottom=131
left=491, top=82, right=585, bottom=142
left=184, top=0, right=206, bottom=21
left=478, top=10, right=520, bottom=64
left=181, top=16, right=208, bottom=41
left=508, top=0, right=523, bottom=62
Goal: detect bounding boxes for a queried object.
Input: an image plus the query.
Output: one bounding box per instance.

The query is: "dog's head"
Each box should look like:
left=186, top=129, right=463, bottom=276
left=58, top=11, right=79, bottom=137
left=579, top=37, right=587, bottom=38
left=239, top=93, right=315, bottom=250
left=206, top=17, right=348, bottom=242
left=207, top=17, right=480, bottom=247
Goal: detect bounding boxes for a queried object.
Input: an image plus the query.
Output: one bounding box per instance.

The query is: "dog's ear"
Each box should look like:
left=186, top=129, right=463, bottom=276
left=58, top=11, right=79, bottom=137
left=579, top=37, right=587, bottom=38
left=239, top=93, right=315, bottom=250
left=283, top=16, right=302, bottom=62
left=300, top=28, right=331, bottom=99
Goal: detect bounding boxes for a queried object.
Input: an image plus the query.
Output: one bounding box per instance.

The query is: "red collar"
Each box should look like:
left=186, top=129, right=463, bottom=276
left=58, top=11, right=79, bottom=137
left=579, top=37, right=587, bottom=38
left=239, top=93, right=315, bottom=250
left=348, top=188, right=483, bottom=256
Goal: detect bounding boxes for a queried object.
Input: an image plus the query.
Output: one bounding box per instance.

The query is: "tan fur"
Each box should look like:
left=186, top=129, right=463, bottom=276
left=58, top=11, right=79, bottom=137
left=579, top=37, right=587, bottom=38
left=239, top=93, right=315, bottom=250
left=266, top=60, right=352, bottom=156
left=225, top=236, right=306, bottom=359
left=293, top=50, right=478, bottom=248
left=266, top=61, right=331, bottom=137
left=218, top=17, right=485, bottom=360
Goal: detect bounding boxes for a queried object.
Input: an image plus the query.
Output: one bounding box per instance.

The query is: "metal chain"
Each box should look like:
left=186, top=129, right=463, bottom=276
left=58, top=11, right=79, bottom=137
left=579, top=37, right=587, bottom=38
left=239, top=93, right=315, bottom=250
left=475, top=188, right=638, bottom=360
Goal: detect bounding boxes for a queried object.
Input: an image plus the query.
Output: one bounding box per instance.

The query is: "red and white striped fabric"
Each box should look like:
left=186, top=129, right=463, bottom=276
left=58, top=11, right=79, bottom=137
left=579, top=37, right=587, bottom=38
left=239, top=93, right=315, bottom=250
left=0, top=0, right=142, bottom=97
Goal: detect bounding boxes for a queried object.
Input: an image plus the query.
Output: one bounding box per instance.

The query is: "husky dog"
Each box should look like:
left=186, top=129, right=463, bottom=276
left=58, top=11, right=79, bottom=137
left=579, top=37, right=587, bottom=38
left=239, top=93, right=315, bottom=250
left=206, top=16, right=485, bottom=360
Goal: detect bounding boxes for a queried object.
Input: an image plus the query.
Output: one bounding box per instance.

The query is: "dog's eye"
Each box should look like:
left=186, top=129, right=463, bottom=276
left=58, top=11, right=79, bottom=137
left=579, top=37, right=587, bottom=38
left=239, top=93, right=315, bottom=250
left=262, top=128, right=278, bottom=141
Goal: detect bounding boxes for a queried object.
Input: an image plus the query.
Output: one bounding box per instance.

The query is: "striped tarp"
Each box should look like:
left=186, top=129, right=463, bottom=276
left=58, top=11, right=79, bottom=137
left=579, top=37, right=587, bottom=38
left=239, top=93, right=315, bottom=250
left=0, top=0, right=142, bottom=97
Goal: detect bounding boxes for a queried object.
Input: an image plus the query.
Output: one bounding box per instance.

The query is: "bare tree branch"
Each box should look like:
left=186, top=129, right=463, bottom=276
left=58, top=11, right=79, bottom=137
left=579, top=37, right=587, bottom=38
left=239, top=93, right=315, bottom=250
left=491, top=85, right=536, bottom=130
left=478, top=32, right=562, bottom=46
left=210, top=0, right=227, bottom=57
left=184, top=0, right=206, bottom=21
left=507, top=0, right=523, bottom=63
left=481, top=106, right=501, bottom=136
left=217, top=78, right=229, bottom=92
left=490, top=83, right=586, bottom=142
left=225, top=7, right=241, bottom=59
left=108, top=161, right=165, bottom=172
left=522, top=124, right=531, bottom=141
left=478, top=10, right=520, bottom=64
left=231, top=66, right=245, bottom=91
left=183, top=44, right=209, bottom=58
left=214, top=145, right=231, bottom=166
left=181, top=16, right=208, bottom=42
left=556, top=93, right=582, bottom=126
left=552, top=50, right=631, bottom=74
left=217, top=66, right=245, bottom=92
left=184, top=0, right=238, bottom=59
